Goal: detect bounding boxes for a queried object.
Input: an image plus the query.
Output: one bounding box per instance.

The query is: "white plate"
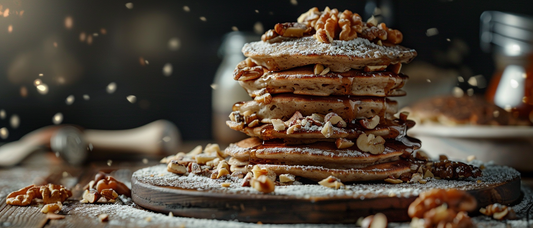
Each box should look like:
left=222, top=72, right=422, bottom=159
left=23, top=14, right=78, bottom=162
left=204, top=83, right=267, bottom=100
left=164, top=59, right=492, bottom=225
left=409, top=125, right=533, bottom=138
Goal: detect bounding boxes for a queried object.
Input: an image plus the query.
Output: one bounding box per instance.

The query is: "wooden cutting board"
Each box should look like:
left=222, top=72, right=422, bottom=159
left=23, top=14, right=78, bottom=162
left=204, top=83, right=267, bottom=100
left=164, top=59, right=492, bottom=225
left=131, top=165, right=522, bottom=224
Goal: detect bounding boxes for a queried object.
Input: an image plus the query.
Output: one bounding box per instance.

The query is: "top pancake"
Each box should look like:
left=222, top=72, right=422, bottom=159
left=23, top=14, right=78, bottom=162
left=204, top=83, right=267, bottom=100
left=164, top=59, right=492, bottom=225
left=243, top=36, right=417, bottom=72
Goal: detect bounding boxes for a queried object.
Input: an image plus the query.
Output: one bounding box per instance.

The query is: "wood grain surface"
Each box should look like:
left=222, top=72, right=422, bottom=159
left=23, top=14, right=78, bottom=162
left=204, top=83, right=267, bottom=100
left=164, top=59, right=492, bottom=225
left=131, top=174, right=522, bottom=224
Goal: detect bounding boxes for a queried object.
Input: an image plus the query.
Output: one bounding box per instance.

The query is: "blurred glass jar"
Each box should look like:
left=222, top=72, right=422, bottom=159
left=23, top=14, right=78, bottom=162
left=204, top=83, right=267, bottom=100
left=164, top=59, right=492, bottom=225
left=481, top=11, right=533, bottom=124
left=212, top=32, right=260, bottom=144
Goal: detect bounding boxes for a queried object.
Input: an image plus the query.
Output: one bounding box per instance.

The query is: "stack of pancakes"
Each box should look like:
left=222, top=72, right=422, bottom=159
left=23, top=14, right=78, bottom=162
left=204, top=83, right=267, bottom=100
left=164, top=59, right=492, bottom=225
left=225, top=7, right=421, bottom=182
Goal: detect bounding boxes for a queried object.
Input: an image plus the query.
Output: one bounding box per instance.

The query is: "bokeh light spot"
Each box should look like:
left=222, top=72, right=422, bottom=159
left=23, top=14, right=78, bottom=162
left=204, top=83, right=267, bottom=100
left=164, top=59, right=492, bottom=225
left=168, top=37, right=180, bottom=51
left=66, top=95, right=75, bottom=105
left=254, top=22, right=264, bottom=34
left=64, top=16, right=73, bottom=29
left=127, top=95, right=137, bottom=103
left=53, top=113, right=63, bottom=125
left=10, top=114, right=20, bottom=129
left=106, top=82, right=117, bottom=94
left=36, top=84, right=49, bottom=95
left=0, top=128, right=8, bottom=140
left=162, top=63, right=173, bottom=76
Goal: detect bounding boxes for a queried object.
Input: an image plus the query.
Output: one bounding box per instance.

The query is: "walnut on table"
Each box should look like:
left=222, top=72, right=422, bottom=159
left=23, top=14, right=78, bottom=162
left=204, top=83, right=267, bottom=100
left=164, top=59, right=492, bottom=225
left=81, top=172, right=130, bottom=204
left=479, top=203, right=517, bottom=220
left=408, top=189, right=477, bottom=228
left=6, top=184, right=72, bottom=206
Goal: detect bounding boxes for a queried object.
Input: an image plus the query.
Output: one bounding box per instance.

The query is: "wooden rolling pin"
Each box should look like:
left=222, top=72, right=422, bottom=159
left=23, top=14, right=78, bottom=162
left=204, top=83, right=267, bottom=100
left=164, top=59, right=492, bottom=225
left=0, top=120, right=181, bottom=166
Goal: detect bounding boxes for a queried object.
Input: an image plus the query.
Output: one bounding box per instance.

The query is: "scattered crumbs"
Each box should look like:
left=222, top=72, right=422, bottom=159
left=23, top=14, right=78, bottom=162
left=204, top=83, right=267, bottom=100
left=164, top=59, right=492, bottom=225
left=158, top=173, right=165, bottom=177
left=221, top=182, right=231, bottom=188
left=145, top=216, right=152, bottom=222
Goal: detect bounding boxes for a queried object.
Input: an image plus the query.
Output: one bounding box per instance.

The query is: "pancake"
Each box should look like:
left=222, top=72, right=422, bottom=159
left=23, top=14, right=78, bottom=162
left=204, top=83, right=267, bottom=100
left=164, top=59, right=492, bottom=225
left=235, top=119, right=414, bottom=141
left=236, top=63, right=408, bottom=97
left=242, top=36, right=417, bottom=72
left=225, top=137, right=420, bottom=169
left=232, top=94, right=398, bottom=123
left=256, top=160, right=412, bottom=182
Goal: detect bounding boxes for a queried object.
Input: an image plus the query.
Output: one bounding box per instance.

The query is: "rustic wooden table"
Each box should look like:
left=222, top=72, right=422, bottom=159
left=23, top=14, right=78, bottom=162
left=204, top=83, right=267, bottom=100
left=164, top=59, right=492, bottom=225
left=1, top=145, right=532, bottom=228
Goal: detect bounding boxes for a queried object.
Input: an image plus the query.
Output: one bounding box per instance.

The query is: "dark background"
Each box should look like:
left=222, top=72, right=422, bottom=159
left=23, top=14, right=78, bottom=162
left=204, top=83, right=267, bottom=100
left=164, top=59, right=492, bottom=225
left=0, top=0, right=531, bottom=142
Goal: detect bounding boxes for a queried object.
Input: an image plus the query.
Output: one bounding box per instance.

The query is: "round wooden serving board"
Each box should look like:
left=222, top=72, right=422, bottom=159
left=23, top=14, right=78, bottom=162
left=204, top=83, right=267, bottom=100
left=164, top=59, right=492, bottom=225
left=131, top=164, right=522, bottom=224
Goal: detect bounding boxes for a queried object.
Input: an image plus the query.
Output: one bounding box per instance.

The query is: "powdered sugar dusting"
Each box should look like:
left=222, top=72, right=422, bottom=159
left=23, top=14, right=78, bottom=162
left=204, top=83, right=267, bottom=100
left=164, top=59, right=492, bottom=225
left=66, top=203, right=352, bottom=228
left=133, top=163, right=519, bottom=199
left=242, top=36, right=416, bottom=58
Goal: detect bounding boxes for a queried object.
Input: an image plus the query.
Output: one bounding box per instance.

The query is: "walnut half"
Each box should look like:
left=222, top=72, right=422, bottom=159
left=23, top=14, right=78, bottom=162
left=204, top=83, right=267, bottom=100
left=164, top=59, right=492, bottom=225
left=356, top=133, right=385, bottom=154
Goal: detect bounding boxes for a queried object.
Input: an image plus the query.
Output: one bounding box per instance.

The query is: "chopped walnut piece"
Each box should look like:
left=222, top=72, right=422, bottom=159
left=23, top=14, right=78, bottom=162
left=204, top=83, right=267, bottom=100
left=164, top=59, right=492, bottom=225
left=286, top=124, right=300, bottom=134
left=41, top=202, right=62, bottom=214
left=216, top=168, right=230, bottom=179
left=386, top=29, right=403, bottom=44
left=338, top=10, right=363, bottom=41
left=408, top=189, right=477, bottom=219
left=364, top=65, right=387, bottom=72
left=399, top=111, right=410, bottom=121
left=81, top=189, right=100, bottom=203
left=6, top=185, right=40, bottom=206
left=236, top=66, right=263, bottom=81
left=271, top=119, right=286, bottom=131
left=297, top=7, right=321, bottom=27
left=318, top=176, right=344, bottom=189
left=204, top=143, right=225, bottom=158
left=261, top=29, right=279, bottom=42
left=100, top=189, right=119, bottom=202
left=321, top=121, right=334, bottom=138
left=7, top=184, right=72, bottom=207
left=274, top=22, right=310, bottom=37
left=314, top=8, right=338, bottom=43
left=40, top=184, right=72, bottom=204
left=186, top=145, right=203, bottom=157
left=335, top=138, right=354, bottom=149
left=360, top=26, right=387, bottom=41
left=366, top=15, right=378, bottom=27
left=284, top=111, right=303, bottom=127
left=167, top=160, right=187, bottom=175
left=251, top=175, right=275, bottom=193
left=89, top=172, right=131, bottom=197
left=241, top=172, right=253, bottom=187
left=279, top=174, right=296, bottom=183
left=359, top=115, right=380, bottom=130
left=99, top=214, right=109, bottom=222
left=356, top=133, right=385, bottom=154
left=226, top=121, right=245, bottom=131
left=187, top=162, right=202, bottom=174
left=325, top=112, right=346, bottom=127
left=384, top=178, right=402, bottom=184
left=314, top=64, right=324, bottom=75
left=254, top=93, right=272, bottom=104
left=195, top=154, right=217, bottom=165
left=361, top=213, right=388, bottom=228
left=479, top=203, right=517, bottom=220
left=251, top=165, right=276, bottom=182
